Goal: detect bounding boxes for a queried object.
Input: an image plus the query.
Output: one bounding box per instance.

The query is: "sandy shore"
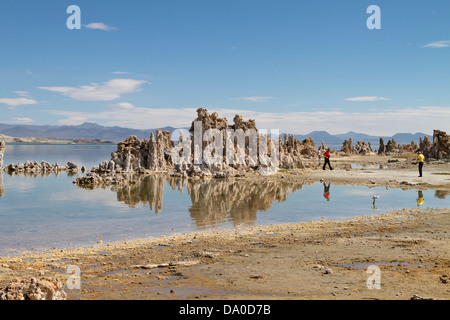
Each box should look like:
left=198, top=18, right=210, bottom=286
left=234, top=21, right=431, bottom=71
left=0, top=155, right=449, bottom=300
left=295, top=154, right=450, bottom=190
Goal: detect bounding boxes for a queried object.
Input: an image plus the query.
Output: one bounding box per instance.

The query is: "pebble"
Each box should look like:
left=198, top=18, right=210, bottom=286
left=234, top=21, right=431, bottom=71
left=312, top=264, right=333, bottom=274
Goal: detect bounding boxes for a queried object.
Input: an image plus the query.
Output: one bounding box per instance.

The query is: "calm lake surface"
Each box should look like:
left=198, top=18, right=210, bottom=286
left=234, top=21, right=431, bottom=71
left=0, top=144, right=449, bottom=256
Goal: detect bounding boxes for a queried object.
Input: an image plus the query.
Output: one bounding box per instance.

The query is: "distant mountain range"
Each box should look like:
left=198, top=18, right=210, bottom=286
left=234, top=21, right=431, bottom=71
left=0, top=122, right=179, bottom=143
left=0, top=122, right=432, bottom=147
left=290, top=131, right=432, bottom=147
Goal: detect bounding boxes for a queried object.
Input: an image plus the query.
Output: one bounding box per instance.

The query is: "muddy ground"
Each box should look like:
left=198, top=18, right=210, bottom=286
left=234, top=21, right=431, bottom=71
left=0, top=155, right=449, bottom=300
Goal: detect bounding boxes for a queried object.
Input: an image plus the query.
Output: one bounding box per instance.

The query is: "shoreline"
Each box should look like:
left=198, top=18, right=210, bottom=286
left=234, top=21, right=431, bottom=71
left=0, top=155, right=449, bottom=300
left=0, top=207, right=449, bottom=300
left=0, top=135, right=115, bottom=145
left=4, top=142, right=116, bottom=146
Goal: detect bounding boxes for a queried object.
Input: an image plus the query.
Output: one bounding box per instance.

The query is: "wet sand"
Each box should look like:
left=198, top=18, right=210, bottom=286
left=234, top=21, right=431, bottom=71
left=0, top=155, right=449, bottom=300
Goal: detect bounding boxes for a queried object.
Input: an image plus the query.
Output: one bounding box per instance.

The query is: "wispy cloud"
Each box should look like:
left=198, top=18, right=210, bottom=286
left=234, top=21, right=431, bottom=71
left=39, top=78, right=150, bottom=101
left=232, top=96, right=275, bottom=102
left=57, top=116, right=89, bottom=126
left=84, top=22, right=118, bottom=31
left=10, top=117, right=34, bottom=124
left=345, top=96, right=391, bottom=102
left=239, top=106, right=449, bottom=136
left=107, top=102, right=138, bottom=110
left=111, top=71, right=130, bottom=75
left=14, top=91, right=31, bottom=97
left=423, top=40, right=450, bottom=48
left=51, top=103, right=197, bottom=128
left=0, top=98, right=38, bottom=107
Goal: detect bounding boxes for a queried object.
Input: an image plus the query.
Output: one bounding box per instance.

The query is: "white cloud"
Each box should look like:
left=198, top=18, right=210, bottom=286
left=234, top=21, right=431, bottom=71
left=111, top=71, right=130, bottom=75
left=243, top=106, right=450, bottom=136
left=51, top=104, right=196, bottom=129
left=39, top=78, right=150, bottom=101
left=232, top=96, right=274, bottom=102
left=0, top=98, right=38, bottom=107
left=10, top=117, right=35, bottom=124
left=14, top=91, right=31, bottom=97
left=49, top=105, right=450, bottom=137
left=107, top=102, right=138, bottom=110
left=84, top=22, right=118, bottom=31
left=423, top=40, right=450, bottom=48
left=345, top=96, right=391, bottom=102
left=58, top=116, right=89, bottom=126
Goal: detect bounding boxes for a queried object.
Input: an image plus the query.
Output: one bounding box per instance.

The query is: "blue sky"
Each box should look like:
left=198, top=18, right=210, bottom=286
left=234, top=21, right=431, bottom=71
left=0, top=0, right=449, bottom=135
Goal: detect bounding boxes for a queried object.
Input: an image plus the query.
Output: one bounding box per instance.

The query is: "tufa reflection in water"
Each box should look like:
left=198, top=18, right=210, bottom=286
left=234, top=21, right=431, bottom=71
left=186, top=177, right=304, bottom=228
left=0, top=172, right=4, bottom=197
left=77, top=174, right=306, bottom=229
left=73, top=174, right=450, bottom=229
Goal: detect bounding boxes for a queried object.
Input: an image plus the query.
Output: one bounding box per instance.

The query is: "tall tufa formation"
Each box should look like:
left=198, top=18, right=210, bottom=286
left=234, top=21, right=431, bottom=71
left=189, top=108, right=317, bottom=171
left=378, top=137, right=385, bottom=155
left=385, top=139, right=397, bottom=153
left=340, top=138, right=373, bottom=155
left=148, top=130, right=173, bottom=171
left=189, top=108, right=230, bottom=133
left=341, top=138, right=354, bottom=155
left=186, top=107, right=270, bottom=174
left=354, top=141, right=373, bottom=154
left=381, top=138, right=418, bottom=154
left=0, top=140, right=5, bottom=169
left=421, top=130, right=450, bottom=160
left=87, top=108, right=320, bottom=179
left=102, top=132, right=173, bottom=173
left=279, top=135, right=317, bottom=169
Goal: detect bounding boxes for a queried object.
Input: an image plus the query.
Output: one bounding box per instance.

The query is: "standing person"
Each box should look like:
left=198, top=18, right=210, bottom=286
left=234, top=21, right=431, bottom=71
left=323, top=148, right=333, bottom=170
left=417, top=150, right=425, bottom=177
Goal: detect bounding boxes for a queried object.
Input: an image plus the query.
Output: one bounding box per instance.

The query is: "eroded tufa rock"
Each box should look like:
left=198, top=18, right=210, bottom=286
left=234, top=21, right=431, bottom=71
left=0, top=140, right=5, bottom=169
left=378, top=137, right=385, bottom=155
left=341, top=138, right=354, bottom=155
left=5, top=161, right=78, bottom=174
left=421, top=130, right=450, bottom=160
left=80, top=108, right=325, bottom=183
left=380, top=138, right=418, bottom=155
left=0, top=277, right=67, bottom=300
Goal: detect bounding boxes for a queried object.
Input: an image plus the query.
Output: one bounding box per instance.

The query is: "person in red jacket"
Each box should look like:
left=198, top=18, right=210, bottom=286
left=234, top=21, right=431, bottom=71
left=323, top=148, right=333, bottom=170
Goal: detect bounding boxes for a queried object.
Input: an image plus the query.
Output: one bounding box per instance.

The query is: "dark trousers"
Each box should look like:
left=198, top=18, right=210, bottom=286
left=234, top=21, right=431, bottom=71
left=323, top=158, right=333, bottom=170
left=419, top=162, right=423, bottom=177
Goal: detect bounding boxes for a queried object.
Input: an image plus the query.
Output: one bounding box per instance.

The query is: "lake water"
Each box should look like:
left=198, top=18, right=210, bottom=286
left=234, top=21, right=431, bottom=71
left=0, top=145, right=449, bottom=256
left=2, top=144, right=118, bottom=170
